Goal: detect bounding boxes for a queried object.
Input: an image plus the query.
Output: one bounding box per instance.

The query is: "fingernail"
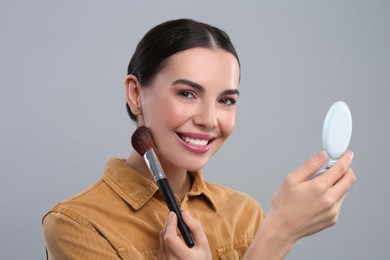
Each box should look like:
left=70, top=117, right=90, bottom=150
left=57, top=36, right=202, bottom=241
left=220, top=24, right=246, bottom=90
left=349, top=151, right=354, bottom=160
left=168, top=211, right=174, bottom=222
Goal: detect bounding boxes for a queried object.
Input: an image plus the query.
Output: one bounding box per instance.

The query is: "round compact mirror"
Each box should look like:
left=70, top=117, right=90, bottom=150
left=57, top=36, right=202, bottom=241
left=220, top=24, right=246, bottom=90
left=322, top=101, right=352, bottom=168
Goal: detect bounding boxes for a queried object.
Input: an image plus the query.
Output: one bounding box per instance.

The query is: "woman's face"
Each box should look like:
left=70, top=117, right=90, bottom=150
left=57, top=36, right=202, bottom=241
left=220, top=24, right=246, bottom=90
left=139, top=47, right=240, bottom=171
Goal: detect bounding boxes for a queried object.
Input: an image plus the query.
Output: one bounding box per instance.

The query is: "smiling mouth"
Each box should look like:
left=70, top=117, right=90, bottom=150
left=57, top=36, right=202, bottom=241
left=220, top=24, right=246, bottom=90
left=178, top=134, right=212, bottom=146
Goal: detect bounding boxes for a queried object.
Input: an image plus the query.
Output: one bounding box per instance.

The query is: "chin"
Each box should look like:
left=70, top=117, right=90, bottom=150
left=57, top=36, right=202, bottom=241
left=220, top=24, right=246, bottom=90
left=177, top=159, right=208, bottom=172
left=160, top=147, right=218, bottom=172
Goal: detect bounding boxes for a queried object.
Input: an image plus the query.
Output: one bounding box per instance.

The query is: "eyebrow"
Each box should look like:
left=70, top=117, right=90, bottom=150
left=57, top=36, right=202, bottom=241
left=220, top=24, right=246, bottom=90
left=172, top=79, right=240, bottom=96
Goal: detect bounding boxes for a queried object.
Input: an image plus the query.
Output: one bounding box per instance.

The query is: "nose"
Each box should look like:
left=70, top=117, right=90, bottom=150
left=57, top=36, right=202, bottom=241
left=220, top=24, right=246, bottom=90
left=193, top=102, right=217, bottom=129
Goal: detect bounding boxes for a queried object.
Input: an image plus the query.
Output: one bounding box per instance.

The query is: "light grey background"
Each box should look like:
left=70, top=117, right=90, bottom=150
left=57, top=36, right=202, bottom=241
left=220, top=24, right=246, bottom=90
left=1, top=0, right=389, bottom=259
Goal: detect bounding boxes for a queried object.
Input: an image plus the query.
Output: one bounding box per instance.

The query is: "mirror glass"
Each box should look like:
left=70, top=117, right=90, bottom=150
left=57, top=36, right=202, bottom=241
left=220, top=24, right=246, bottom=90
left=322, top=101, right=352, bottom=167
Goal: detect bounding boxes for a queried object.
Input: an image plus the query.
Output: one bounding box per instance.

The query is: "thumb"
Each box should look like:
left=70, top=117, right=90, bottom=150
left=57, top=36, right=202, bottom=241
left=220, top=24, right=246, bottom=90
left=182, top=211, right=209, bottom=247
left=165, top=211, right=180, bottom=238
left=288, top=151, right=327, bottom=184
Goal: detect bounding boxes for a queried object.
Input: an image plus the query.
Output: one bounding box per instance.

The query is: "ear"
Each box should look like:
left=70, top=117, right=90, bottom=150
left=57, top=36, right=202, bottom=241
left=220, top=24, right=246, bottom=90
left=125, top=74, right=142, bottom=116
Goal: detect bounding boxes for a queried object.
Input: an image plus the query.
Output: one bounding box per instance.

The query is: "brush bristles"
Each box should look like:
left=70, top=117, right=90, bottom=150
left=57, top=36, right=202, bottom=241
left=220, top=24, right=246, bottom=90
left=131, top=126, right=155, bottom=156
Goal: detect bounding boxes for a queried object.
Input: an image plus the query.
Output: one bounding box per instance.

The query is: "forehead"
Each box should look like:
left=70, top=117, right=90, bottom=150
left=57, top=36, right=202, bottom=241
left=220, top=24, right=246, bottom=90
left=160, top=47, right=240, bottom=88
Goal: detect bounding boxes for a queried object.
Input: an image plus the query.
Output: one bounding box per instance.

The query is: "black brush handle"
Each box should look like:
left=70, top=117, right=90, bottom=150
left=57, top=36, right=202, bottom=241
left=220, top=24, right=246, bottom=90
left=157, top=178, right=195, bottom=248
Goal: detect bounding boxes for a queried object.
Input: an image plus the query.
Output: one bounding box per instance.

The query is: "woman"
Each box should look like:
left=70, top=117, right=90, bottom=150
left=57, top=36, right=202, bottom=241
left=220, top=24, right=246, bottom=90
left=42, top=19, right=355, bottom=259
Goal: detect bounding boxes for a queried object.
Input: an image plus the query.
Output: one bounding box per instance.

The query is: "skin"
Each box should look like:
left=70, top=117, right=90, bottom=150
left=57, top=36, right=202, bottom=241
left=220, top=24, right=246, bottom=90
left=124, top=47, right=357, bottom=259
left=125, top=47, right=240, bottom=200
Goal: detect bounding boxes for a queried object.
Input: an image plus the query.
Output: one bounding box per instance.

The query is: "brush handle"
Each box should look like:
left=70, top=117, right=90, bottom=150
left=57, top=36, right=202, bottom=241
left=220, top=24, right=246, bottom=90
left=143, top=149, right=195, bottom=247
left=157, top=178, right=195, bottom=248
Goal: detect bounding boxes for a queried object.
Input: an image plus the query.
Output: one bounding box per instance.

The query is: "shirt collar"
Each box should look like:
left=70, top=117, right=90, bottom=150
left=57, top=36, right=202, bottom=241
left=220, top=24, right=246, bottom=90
left=187, top=171, right=218, bottom=211
left=102, top=158, right=218, bottom=212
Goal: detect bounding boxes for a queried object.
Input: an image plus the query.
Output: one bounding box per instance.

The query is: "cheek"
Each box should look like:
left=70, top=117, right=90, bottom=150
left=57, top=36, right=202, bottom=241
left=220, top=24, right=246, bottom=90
left=143, top=97, right=191, bottom=128
left=163, top=101, right=191, bottom=127
left=219, top=111, right=236, bottom=138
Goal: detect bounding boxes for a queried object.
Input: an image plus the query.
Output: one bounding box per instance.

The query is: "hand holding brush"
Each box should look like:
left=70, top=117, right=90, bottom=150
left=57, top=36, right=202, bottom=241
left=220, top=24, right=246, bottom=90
left=131, top=126, right=195, bottom=248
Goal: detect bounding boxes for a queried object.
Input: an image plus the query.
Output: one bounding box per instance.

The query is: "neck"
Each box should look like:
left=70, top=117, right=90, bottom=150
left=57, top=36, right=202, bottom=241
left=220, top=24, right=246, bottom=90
left=126, top=150, right=191, bottom=201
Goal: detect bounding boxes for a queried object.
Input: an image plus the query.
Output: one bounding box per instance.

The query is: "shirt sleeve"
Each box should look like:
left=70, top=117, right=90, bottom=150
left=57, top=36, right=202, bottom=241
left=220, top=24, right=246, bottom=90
left=43, top=211, right=122, bottom=260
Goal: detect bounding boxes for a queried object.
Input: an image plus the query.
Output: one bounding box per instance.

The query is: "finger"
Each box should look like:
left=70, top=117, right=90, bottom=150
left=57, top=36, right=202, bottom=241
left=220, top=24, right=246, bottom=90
left=159, top=212, right=172, bottom=248
left=182, top=211, right=209, bottom=247
left=329, top=168, right=356, bottom=199
left=288, top=151, right=327, bottom=184
left=165, top=211, right=178, bottom=238
left=163, top=212, right=189, bottom=254
left=315, top=151, right=354, bottom=188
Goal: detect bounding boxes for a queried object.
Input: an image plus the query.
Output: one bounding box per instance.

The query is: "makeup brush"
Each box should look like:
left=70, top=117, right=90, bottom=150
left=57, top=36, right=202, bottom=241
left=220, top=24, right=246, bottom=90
left=131, top=126, right=195, bottom=248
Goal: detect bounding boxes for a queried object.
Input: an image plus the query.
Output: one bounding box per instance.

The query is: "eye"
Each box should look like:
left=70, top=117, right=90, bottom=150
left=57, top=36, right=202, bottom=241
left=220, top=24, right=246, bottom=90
left=219, top=97, right=237, bottom=106
left=177, top=90, right=196, bottom=100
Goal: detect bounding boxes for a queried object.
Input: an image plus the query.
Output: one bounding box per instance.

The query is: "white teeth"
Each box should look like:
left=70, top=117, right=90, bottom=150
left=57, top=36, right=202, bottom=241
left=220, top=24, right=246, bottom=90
left=181, top=135, right=209, bottom=146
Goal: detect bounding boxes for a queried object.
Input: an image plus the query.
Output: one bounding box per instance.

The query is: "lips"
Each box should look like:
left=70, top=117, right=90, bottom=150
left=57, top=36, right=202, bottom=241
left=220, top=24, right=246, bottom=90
left=176, top=132, right=216, bottom=154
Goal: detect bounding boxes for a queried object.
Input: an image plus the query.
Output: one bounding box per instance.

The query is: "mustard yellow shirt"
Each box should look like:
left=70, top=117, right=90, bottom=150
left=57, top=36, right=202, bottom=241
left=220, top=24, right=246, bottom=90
left=42, top=158, right=263, bottom=259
